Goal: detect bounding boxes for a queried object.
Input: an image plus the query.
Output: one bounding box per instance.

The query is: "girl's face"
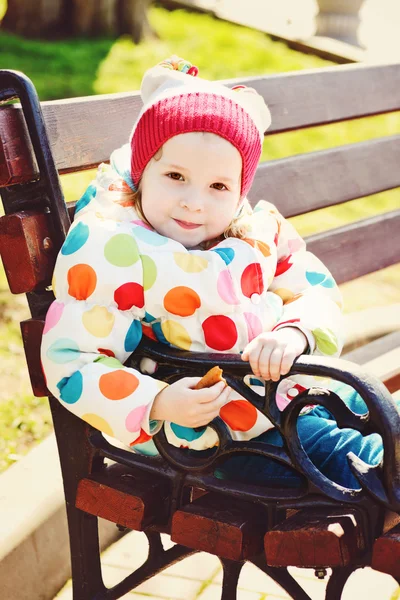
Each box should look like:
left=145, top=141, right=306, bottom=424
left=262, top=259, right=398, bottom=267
left=140, top=132, right=242, bottom=248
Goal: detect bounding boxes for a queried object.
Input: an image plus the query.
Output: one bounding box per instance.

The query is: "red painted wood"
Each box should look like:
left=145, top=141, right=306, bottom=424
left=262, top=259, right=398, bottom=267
left=0, top=108, right=37, bottom=187
left=20, top=319, right=48, bottom=397
left=171, top=493, right=266, bottom=560
left=372, top=523, right=400, bottom=579
left=0, top=211, right=56, bottom=293
left=76, top=464, right=170, bottom=531
left=264, top=509, right=364, bottom=567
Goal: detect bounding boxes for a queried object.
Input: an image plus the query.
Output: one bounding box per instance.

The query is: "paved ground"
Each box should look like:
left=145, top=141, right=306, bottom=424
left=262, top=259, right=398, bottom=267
left=55, top=530, right=400, bottom=600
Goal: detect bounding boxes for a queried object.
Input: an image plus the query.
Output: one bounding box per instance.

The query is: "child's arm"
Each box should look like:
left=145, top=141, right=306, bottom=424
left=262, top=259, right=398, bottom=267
left=242, top=203, right=343, bottom=380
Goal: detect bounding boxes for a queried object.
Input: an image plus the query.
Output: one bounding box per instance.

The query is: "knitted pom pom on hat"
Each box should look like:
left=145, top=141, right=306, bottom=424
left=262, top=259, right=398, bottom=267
left=130, top=57, right=271, bottom=198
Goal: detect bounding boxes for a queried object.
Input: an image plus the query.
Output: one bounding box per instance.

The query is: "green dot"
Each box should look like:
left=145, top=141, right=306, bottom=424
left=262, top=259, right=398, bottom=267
left=104, top=234, right=140, bottom=267
left=94, top=356, right=122, bottom=368
left=141, top=255, right=157, bottom=290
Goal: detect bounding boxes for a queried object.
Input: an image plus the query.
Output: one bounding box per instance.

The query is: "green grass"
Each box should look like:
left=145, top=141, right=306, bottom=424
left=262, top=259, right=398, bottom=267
left=0, top=3, right=399, bottom=471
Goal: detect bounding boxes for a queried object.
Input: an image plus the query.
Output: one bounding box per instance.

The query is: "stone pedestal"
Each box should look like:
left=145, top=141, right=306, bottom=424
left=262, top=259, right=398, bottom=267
left=316, top=0, right=365, bottom=47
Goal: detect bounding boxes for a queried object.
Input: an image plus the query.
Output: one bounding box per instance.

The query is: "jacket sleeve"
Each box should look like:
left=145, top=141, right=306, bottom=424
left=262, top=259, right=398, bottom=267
left=40, top=176, right=166, bottom=448
left=268, top=206, right=344, bottom=357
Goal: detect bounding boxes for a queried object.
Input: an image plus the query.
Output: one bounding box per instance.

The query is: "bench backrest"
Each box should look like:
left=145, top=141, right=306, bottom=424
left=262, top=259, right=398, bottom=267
left=0, top=62, right=399, bottom=299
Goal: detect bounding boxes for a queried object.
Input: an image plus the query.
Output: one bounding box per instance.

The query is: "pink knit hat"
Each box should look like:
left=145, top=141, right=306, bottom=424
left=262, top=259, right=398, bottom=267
left=130, top=57, right=271, bottom=198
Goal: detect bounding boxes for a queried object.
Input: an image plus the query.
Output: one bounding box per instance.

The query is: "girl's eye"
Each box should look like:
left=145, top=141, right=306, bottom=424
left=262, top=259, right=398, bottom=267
left=167, top=172, right=184, bottom=181
left=211, top=182, right=227, bottom=191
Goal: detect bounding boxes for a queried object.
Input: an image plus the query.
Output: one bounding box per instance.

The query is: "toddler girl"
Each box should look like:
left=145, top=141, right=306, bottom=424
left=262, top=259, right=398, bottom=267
left=41, top=57, right=388, bottom=491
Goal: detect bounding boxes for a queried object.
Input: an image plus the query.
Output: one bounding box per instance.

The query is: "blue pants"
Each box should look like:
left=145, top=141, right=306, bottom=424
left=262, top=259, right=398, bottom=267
left=215, top=382, right=388, bottom=489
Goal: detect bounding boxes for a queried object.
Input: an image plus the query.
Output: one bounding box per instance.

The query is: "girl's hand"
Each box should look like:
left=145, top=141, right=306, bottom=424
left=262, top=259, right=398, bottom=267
left=150, top=377, right=231, bottom=428
left=241, top=328, right=308, bottom=381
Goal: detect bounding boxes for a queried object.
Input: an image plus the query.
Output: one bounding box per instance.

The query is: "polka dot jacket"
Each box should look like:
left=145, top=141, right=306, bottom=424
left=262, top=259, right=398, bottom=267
left=41, top=159, right=344, bottom=452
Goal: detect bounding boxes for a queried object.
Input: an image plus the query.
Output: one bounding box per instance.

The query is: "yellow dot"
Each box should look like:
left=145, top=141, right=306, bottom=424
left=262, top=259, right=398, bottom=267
left=161, top=320, right=192, bottom=350
left=82, top=306, right=115, bottom=338
left=273, top=288, right=295, bottom=303
left=82, top=413, right=114, bottom=436
left=174, top=253, right=208, bottom=273
left=52, top=273, right=57, bottom=296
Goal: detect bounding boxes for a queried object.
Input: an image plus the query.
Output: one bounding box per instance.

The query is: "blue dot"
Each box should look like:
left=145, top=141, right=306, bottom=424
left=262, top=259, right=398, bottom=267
left=306, top=271, right=326, bottom=286
left=57, top=371, right=83, bottom=404
left=75, top=183, right=96, bottom=214
left=143, top=311, right=156, bottom=324
left=133, top=225, right=169, bottom=246
left=124, top=319, right=142, bottom=352
left=170, top=423, right=206, bottom=442
left=151, top=322, right=170, bottom=346
left=61, top=222, right=89, bottom=255
left=212, top=247, right=235, bottom=266
left=47, top=338, right=80, bottom=364
left=321, top=276, right=335, bottom=288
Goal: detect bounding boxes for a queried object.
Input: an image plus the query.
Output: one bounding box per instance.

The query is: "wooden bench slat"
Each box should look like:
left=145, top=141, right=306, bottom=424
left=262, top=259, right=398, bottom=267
left=372, top=522, right=400, bottom=580
left=75, top=463, right=170, bottom=531
left=264, top=508, right=365, bottom=568
left=171, top=493, right=266, bottom=561
left=1, top=63, right=400, bottom=182
left=306, top=210, right=400, bottom=284
left=250, top=136, right=400, bottom=217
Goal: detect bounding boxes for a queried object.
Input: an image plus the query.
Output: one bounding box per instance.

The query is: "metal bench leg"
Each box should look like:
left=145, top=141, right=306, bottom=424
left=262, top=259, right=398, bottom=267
left=325, top=566, right=356, bottom=600
left=67, top=507, right=105, bottom=600
left=220, top=559, right=244, bottom=600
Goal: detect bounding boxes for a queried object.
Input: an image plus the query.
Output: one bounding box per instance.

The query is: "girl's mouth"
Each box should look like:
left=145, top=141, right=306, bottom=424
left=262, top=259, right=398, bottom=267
left=174, top=219, right=202, bottom=230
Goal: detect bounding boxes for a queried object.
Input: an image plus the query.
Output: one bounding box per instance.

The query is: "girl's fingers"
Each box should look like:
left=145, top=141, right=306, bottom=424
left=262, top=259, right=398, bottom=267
left=247, top=344, right=264, bottom=378
left=258, top=344, right=275, bottom=379
left=280, top=348, right=297, bottom=376
left=268, top=347, right=285, bottom=381
left=195, top=381, right=227, bottom=403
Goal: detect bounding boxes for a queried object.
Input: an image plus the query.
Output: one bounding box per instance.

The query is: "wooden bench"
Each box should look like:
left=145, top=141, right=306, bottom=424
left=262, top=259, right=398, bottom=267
left=1, top=63, right=400, bottom=600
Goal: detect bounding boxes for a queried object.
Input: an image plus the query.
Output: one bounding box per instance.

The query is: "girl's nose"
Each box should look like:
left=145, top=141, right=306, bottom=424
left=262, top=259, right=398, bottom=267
left=180, top=192, right=204, bottom=212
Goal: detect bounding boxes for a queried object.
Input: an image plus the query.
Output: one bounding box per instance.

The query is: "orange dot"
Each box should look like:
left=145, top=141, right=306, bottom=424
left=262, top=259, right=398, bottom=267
left=129, top=429, right=152, bottom=446
left=99, top=370, right=139, bottom=400
left=220, top=400, right=258, bottom=431
left=67, top=264, right=97, bottom=300
left=244, top=238, right=271, bottom=257
left=163, top=286, right=201, bottom=317
left=284, top=293, right=303, bottom=305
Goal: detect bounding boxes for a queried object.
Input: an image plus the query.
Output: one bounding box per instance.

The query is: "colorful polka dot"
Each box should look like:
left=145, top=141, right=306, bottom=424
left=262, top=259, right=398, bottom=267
left=142, top=324, right=158, bottom=341
left=124, top=319, right=142, bottom=352
left=130, top=429, right=152, bottom=445
left=306, top=271, right=326, bottom=286
left=104, top=234, right=140, bottom=267
left=243, top=238, right=271, bottom=257
left=244, top=312, right=263, bottom=342
left=321, top=276, right=335, bottom=288
left=284, top=293, right=303, bottom=305
left=75, top=183, right=96, bottom=214
left=132, top=219, right=152, bottom=230
left=46, top=338, right=80, bottom=364
left=288, top=238, right=304, bottom=253
left=52, top=273, right=56, bottom=296
left=212, top=247, right=235, bottom=266
left=114, top=282, right=144, bottom=310
left=241, top=263, right=264, bottom=298
left=97, top=348, right=116, bottom=358
left=82, top=306, right=115, bottom=338
left=99, top=370, right=139, bottom=400
left=94, top=355, right=122, bottom=368
left=312, top=328, right=338, bottom=356
left=275, top=255, right=293, bottom=276
left=164, top=286, right=201, bottom=317
left=125, top=404, right=148, bottom=432
left=152, top=321, right=170, bottom=346
left=109, top=179, right=132, bottom=193
left=202, top=315, right=238, bottom=351
left=133, top=225, right=168, bottom=246
left=161, top=320, right=192, bottom=350
left=170, top=423, right=206, bottom=442
left=81, top=413, right=114, bottom=437
left=220, top=400, right=258, bottom=431
left=141, top=255, right=157, bottom=290
left=217, top=270, right=240, bottom=305
left=174, top=253, right=208, bottom=272
left=61, top=222, right=89, bottom=256
left=273, top=288, right=295, bottom=303
left=43, top=301, right=64, bottom=335
left=57, top=371, right=83, bottom=404
left=67, top=264, right=97, bottom=300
